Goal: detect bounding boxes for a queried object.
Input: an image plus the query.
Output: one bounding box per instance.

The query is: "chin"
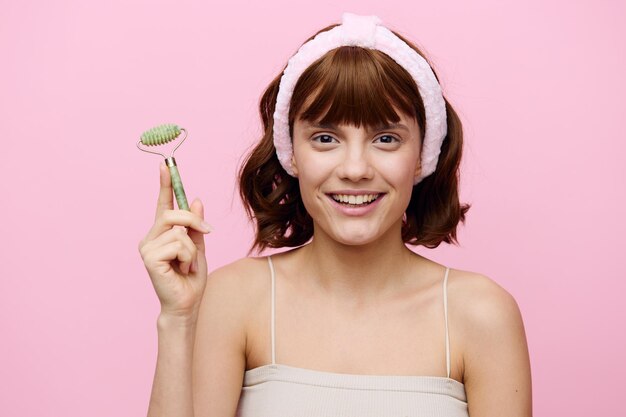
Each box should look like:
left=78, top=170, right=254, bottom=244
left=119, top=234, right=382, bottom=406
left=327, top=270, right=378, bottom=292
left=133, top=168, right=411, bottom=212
left=335, top=237, right=374, bottom=247
left=329, top=228, right=383, bottom=247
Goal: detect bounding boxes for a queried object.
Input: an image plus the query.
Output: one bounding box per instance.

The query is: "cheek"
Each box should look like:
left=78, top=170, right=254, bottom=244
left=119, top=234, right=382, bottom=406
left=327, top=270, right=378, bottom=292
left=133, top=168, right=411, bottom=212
left=379, top=153, right=418, bottom=185
left=292, top=149, right=323, bottom=198
left=293, top=146, right=333, bottom=181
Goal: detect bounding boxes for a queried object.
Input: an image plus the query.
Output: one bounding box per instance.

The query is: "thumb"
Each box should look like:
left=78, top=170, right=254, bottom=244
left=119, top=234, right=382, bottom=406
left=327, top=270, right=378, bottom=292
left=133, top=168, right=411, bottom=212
left=155, top=161, right=174, bottom=221
left=188, top=198, right=210, bottom=253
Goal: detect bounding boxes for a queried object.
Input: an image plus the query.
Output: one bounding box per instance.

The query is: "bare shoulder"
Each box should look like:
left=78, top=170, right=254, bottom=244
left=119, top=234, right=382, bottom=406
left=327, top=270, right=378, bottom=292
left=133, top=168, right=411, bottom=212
left=448, top=269, right=524, bottom=328
left=447, top=269, right=527, bottom=359
left=448, top=268, right=532, bottom=416
left=206, top=256, right=269, bottom=287
left=203, top=256, right=270, bottom=315
left=196, top=255, right=271, bottom=356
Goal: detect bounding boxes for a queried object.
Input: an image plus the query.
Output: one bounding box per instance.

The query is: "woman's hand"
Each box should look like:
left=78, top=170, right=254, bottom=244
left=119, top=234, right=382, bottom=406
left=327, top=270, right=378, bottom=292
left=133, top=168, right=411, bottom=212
left=138, top=162, right=213, bottom=322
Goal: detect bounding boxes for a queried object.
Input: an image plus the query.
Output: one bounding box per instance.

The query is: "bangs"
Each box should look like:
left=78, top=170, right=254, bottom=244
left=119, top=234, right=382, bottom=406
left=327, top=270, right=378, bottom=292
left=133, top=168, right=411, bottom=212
left=288, top=46, right=424, bottom=138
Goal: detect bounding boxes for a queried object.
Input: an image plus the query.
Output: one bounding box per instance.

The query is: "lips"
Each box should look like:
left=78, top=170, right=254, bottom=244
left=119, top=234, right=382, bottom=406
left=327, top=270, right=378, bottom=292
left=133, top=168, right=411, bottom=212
left=325, top=192, right=386, bottom=216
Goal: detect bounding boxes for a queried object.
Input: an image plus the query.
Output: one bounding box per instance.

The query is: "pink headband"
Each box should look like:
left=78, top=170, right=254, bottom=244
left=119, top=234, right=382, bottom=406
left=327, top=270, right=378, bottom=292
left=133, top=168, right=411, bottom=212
left=272, top=12, right=448, bottom=185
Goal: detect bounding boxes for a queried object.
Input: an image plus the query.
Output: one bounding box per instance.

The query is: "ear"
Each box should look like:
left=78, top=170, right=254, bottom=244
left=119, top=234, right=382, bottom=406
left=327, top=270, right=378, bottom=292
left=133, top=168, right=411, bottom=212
left=291, top=154, right=299, bottom=177
left=413, top=158, right=421, bottom=182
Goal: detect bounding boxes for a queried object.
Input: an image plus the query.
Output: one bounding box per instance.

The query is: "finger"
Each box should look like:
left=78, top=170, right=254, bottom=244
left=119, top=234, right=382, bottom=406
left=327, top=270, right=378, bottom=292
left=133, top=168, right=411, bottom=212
left=188, top=198, right=211, bottom=254
left=155, top=161, right=174, bottom=221
left=146, top=226, right=198, bottom=266
left=144, top=226, right=196, bottom=252
left=153, top=240, right=194, bottom=276
left=145, top=209, right=212, bottom=243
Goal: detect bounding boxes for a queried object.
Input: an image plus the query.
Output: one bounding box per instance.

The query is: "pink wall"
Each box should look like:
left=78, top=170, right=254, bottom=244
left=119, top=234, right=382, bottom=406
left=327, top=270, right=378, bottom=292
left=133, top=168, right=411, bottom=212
left=1, top=0, right=624, bottom=415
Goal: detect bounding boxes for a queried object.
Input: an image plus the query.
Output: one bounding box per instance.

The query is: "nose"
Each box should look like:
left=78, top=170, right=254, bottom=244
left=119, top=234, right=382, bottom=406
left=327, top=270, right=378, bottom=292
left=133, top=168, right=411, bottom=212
left=337, top=142, right=374, bottom=182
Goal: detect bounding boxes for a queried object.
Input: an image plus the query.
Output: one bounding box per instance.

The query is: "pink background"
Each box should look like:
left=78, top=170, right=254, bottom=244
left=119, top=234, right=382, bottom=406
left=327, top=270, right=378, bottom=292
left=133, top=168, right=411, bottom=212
left=1, top=0, right=624, bottom=415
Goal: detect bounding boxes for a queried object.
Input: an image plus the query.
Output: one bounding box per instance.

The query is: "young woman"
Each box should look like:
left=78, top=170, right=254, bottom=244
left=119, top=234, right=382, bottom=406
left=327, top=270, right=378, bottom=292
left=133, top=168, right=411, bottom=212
left=139, top=12, right=532, bottom=417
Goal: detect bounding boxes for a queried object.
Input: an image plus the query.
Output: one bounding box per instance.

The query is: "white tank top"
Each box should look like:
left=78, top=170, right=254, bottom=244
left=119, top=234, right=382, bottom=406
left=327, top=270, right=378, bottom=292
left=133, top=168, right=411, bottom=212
left=235, top=256, right=469, bottom=416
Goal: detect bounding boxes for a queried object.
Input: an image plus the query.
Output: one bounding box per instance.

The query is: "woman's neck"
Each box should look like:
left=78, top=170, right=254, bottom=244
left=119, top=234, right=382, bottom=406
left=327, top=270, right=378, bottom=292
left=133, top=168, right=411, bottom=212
left=296, top=221, right=422, bottom=303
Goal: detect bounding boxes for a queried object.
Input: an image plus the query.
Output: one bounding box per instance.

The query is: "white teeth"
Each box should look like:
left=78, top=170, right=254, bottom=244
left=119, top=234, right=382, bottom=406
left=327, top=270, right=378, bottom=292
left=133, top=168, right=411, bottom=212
left=331, top=194, right=380, bottom=205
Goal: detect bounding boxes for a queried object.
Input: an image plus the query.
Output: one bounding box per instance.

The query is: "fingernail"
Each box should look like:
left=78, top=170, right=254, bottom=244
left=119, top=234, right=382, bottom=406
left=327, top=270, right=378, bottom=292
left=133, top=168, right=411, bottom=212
left=200, top=221, right=213, bottom=233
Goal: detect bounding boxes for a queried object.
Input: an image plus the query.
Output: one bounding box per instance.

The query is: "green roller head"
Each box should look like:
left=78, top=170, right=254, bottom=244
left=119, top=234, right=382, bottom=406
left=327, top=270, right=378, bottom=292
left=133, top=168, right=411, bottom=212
left=140, top=124, right=182, bottom=146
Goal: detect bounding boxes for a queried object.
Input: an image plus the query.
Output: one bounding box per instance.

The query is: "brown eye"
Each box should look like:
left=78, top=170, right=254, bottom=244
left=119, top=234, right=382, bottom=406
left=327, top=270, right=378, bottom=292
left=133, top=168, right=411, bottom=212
left=313, top=134, right=338, bottom=143
left=374, top=135, right=399, bottom=144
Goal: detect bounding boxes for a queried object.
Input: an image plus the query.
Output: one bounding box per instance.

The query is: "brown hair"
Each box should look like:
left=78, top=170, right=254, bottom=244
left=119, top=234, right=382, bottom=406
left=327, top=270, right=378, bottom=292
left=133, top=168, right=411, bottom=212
left=238, top=23, right=470, bottom=254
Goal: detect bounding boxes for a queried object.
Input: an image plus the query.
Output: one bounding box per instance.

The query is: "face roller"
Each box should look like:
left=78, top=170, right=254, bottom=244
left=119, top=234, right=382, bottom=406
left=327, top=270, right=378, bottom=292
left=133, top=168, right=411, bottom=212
left=137, top=124, right=190, bottom=211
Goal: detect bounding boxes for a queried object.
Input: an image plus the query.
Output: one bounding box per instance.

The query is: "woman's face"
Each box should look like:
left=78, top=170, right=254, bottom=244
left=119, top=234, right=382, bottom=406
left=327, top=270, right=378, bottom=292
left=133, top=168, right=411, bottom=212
left=291, top=109, right=422, bottom=246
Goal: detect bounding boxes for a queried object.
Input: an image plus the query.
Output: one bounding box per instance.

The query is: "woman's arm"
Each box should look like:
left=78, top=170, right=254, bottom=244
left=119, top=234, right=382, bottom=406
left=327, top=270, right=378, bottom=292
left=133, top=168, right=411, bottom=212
left=191, top=263, right=250, bottom=417
left=147, top=264, right=249, bottom=417
left=459, top=274, right=533, bottom=417
left=147, top=314, right=197, bottom=417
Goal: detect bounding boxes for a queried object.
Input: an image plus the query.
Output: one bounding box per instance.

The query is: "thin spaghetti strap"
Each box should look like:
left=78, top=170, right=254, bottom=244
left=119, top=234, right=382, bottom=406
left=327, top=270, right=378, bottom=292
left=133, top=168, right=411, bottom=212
left=442, top=267, right=451, bottom=379
left=267, top=255, right=276, bottom=365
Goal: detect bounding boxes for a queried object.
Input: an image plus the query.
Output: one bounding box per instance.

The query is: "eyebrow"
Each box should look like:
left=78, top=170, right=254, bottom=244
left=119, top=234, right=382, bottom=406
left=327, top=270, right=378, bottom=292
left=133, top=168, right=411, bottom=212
left=304, top=121, right=411, bottom=132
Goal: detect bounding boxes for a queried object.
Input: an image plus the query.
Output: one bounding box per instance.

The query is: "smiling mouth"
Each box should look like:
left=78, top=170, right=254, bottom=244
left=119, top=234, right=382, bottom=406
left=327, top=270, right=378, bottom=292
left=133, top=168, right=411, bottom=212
left=328, top=193, right=382, bottom=206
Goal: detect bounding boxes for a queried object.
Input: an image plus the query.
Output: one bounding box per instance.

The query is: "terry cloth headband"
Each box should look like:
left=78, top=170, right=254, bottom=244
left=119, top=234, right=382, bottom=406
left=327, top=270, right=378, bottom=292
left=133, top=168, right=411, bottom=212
left=272, top=12, right=447, bottom=185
